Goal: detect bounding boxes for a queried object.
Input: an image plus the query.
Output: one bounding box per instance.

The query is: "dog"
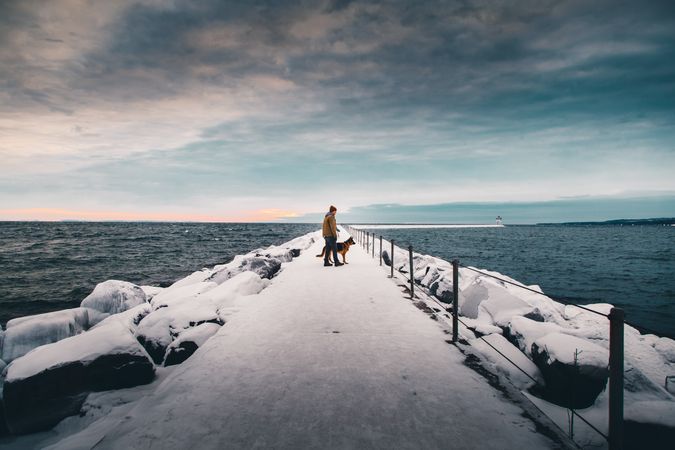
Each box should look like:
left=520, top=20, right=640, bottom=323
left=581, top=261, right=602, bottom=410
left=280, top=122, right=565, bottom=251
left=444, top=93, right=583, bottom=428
left=316, top=237, right=356, bottom=264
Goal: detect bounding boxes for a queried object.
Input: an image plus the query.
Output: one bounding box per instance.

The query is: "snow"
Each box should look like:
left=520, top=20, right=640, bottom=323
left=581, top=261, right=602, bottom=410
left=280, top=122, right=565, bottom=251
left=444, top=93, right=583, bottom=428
left=6, top=321, right=148, bottom=382
left=2, top=308, right=90, bottom=363
left=166, top=323, right=220, bottom=350
left=80, top=230, right=556, bottom=449
left=2, top=226, right=673, bottom=447
left=533, top=332, right=608, bottom=367
left=200, top=271, right=269, bottom=312
left=509, top=316, right=566, bottom=356
left=625, top=400, right=675, bottom=427
left=149, top=281, right=217, bottom=309
left=470, top=333, right=544, bottom=389
left=80, top=280, right=147, bottom=317
left=92, top=303, right=152, bottom=331
left=140, top=285, right=164, bottom=301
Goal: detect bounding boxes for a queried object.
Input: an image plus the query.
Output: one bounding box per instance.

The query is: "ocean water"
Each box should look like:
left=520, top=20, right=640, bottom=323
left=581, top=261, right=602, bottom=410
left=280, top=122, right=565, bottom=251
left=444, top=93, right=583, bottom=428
left=1, top=222, right=673, bottom=338
left=374, top=225, right=675, bottom=338
left=0, top=222, right=317, bottom=327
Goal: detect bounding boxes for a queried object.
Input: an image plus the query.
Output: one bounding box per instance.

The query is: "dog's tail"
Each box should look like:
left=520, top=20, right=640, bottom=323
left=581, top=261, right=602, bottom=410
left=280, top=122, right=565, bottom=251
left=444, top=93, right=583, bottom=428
left=316, top=246, right=326, bottom=257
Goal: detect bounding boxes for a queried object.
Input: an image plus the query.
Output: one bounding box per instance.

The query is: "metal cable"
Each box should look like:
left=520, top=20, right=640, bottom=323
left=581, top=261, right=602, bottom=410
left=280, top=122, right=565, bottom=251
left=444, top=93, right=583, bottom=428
left=378, top=240, right=611, bottom=444
left=459, top=265, right=609, bottom=319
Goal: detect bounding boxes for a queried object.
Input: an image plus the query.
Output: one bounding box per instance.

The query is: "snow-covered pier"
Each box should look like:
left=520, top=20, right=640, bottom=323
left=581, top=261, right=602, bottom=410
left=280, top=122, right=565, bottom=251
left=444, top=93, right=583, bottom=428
left=1, top=227, right=673, bottom=449
left=89, top=228, right=564, bottom=449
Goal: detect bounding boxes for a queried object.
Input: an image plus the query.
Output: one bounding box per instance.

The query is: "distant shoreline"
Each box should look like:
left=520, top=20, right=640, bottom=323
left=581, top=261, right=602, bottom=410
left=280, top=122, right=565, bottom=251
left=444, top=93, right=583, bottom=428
left=349, top=224, right=505, bottom=229
left=537, top=217, right=675, bottom=226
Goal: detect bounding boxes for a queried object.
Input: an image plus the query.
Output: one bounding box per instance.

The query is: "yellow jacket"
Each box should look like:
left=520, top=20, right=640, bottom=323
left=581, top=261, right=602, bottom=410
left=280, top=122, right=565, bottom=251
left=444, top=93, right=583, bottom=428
left=322, top=213, right=337, bottom=237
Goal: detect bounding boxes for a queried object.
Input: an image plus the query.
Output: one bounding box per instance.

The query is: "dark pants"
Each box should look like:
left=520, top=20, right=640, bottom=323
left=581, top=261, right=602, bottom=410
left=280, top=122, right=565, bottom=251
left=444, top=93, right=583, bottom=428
left=324, top=236, right=339, bottom=264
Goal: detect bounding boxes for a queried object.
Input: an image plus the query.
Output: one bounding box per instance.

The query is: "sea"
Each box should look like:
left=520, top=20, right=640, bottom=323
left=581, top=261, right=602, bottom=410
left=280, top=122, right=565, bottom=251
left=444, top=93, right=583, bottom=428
left=0, top=222, right=673, bottom=338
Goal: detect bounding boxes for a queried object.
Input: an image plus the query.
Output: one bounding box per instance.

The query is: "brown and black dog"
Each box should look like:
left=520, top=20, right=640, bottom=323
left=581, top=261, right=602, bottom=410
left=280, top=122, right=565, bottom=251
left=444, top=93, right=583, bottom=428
left=316, top=237, right=356, bottom=264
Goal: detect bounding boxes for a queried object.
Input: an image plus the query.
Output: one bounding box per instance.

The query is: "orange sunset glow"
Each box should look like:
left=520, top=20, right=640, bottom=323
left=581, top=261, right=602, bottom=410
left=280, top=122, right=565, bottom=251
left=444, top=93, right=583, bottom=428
left=0, top=208, right=301, bottom=223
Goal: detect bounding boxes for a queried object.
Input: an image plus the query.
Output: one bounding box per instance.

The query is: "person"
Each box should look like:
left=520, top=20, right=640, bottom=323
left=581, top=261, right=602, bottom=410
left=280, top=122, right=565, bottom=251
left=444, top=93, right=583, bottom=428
left=322, top=205, right=343, bottom=267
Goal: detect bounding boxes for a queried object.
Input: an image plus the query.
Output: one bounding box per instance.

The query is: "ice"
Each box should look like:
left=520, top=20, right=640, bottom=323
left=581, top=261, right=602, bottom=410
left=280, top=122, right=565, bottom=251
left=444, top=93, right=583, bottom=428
left=6, top=321, right=150, bottom=382
left=80, top=280, right=147, bottom=318
left=92, top=303, right=152, bottom=331
left=2, top=308, right=90, bottom=363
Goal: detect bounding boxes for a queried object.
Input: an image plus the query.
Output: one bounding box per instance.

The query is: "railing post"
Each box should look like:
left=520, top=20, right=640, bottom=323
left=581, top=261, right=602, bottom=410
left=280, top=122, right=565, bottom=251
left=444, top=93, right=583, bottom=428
left=452, top=260, right=459, bottom=343
left=367, top=231, right=370, bottom=252
left=390, top=239, right=395, bottom=277
left=408, top=245, right=414, bottom=299
left=371, top=232, right=375, bottom=258
left=379, top=235, right=382, bottom=266
left=609, top=308, right=624, bottom=450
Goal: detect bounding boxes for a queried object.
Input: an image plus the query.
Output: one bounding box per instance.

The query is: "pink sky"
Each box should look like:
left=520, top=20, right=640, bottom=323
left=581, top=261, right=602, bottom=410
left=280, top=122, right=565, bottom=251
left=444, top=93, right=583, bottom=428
left=0, top=208, right=301, bottom=222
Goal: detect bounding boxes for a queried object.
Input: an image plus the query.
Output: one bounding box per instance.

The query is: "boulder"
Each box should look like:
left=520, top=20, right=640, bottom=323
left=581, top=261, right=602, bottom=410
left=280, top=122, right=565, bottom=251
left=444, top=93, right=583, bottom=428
left=80, top=280, right=147, bottom=318
left=382, top=250, right=392, bottom=266
left=531, top=333, right=609, bottom=408
left=164, top=323, right=221, bottom=366
left=2, top=308, right=90, bottom=363
left=3, top=321, right=154, bottom=434
left=208, top=255, right=281, bottom=284
left=136, top=284, right=221, bottom=364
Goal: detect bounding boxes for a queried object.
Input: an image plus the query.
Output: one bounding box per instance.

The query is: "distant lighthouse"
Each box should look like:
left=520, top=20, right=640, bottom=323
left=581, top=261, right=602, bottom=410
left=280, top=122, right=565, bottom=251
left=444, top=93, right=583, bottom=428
left=496, top=216, right=503, bottom=225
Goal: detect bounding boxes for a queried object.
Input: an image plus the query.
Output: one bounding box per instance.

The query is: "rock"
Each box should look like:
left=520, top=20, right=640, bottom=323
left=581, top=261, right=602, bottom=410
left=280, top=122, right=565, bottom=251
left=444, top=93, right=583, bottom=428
left=382, top=250, right=392, bottom=266
left=137, top=283, right=221, bottom=364
left=240, top=256, right=281, bottom=279
left=290, top=249, right=301, bottom=257
left=0, top=397, right=7, bottom=437
left=208, top=255, right=281, bottom=284
left=2, top=308, right=90, bottom=363
left=531, top=333, right=609, bottom=408
left=624, top=421, right=675, bottom=450
left=80, top=280, right=147, bottom=318
left=163, top=341, right=199, bottom=367
left=3, top=321, right=154, bottom=434
left=164, top=323, right=221, bottom=366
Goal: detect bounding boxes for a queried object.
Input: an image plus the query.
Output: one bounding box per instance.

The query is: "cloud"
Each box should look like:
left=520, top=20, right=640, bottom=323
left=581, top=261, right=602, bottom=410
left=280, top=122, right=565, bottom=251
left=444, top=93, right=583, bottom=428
left=1, top=0, right=674, bottom=220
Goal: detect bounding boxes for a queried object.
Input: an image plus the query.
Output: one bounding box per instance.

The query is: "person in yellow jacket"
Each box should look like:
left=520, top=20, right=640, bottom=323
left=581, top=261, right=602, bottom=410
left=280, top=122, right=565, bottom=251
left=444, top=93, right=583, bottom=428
left=322, top=205, right=343, bottom=267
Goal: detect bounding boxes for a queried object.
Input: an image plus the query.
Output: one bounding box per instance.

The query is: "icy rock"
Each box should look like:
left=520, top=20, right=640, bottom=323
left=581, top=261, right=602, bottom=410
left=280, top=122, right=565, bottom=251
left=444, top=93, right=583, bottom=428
left=150, top=281, right=217, bottom=309
left=168, top=268, right=212, bottom=289
left=164, top=323, right=221, bottom=366
left=136, top=303, right=221, bottom=364
left=202, top=271, right=269, bottom=311
left=531, top=333, right=609, bottom=408
left=507, top=316, right=566, bottom=356
left=460, top=277, right=533, bottom=326
left=3, top=321, right=154, bottom=434
left=0, top=404, right=6, bottom=437
left=382, top=249, right=392, bottom=266
left=92, top=303, right=152, bottom=331
left=2, top=308, right=90, bottom=363
left=429, top=275, right=454, bottom=303
left=625, top=401, right=675, bottom=450
left=140, top=285, right=164, bottom=301
left=208, top=255, right=281, bottom=285
left=653, top=337, right=675, bottom=363
left=80, top=280, right=147, bottom=318
left=471, top=333, right=544, bottom=389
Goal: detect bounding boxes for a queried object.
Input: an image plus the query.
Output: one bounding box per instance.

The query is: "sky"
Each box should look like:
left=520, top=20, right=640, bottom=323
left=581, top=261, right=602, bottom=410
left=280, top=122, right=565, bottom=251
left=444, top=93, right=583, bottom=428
left=1, top=0, right=674, bottom=223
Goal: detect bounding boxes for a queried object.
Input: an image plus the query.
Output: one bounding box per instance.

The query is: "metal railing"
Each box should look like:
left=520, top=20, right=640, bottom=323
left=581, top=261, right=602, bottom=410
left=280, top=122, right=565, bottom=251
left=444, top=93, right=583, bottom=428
left=346, top=225, right=627, bottom=450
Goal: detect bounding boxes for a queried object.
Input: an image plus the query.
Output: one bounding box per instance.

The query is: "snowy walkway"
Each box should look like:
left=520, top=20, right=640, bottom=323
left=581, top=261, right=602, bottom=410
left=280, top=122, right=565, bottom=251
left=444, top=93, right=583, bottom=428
left=97, top=230, right=558, bottom=449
